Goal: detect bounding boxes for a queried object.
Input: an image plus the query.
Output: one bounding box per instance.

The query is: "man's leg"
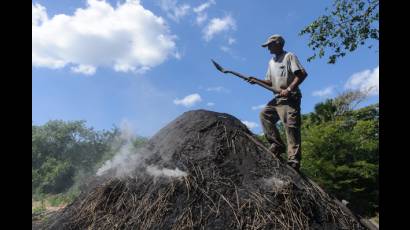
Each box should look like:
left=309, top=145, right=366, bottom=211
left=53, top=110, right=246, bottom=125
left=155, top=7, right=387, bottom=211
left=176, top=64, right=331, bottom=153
left=282, top=100, right=302, bottom=170
left=259, top=99, right=286, bottom=156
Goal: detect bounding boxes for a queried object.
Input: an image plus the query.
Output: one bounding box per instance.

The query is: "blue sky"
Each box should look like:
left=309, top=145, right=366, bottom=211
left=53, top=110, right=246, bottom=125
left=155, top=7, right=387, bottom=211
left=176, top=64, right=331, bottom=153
left=32, top=0, right=379, bottom=137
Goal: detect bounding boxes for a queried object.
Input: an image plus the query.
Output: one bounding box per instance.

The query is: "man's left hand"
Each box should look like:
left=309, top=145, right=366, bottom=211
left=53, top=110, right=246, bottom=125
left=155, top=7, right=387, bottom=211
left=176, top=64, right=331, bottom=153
left=279, top=89, right=290, bottom=97
left=246, top=77, right=257, bottom=84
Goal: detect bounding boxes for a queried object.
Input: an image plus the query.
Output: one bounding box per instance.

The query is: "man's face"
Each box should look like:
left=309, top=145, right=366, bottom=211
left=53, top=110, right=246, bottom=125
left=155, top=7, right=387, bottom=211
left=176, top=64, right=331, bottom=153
left=267, top=42, right=282, bottom=54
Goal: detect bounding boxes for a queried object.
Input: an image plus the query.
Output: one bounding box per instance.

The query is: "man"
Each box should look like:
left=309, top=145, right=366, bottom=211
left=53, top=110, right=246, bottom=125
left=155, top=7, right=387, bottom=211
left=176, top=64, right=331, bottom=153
left=247, top=34, right=308, bottom=171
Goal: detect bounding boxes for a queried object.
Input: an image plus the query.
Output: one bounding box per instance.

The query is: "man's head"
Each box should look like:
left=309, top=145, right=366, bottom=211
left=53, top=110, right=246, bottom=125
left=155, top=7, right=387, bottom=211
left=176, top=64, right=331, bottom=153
left=261, top=34, right=285, bottom=55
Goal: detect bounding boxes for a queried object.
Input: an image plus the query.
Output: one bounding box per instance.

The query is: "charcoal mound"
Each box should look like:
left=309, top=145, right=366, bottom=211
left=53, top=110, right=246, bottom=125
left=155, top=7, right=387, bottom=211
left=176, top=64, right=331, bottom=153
left=43, top=110, right=365, bottom=230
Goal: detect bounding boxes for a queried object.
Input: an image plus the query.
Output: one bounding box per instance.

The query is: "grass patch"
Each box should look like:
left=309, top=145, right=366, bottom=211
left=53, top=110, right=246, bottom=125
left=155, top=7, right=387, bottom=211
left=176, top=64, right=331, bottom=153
left=32, top=189, right=81, bottom=215
left=32, top=200, right=46, bottom=215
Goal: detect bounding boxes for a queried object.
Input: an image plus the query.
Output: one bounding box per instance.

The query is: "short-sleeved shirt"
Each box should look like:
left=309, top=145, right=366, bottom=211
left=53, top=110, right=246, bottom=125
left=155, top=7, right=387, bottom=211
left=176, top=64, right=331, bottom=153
left=265, top=51, right=305, bottom=96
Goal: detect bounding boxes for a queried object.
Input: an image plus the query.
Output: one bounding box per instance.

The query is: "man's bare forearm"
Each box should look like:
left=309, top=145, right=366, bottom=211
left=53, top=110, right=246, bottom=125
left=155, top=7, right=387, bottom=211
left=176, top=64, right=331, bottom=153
left=287, top=70, right=307, bottom=91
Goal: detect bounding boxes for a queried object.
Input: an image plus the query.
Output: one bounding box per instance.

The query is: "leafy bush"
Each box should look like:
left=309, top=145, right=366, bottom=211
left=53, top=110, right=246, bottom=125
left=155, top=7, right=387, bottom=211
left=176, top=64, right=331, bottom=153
left=301, top=102, right=378, bottom=216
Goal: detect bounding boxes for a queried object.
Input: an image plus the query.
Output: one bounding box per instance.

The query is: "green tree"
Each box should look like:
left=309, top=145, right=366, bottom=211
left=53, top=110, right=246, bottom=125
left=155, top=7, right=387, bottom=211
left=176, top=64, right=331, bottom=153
left=306, top=90, right=368, bottom=126
left=300, top=0, right=379, bottom=64
left=32, top=120, right=149, bottom=195
left=32, top=120, right=116, bottom=194
left=310, top=99, right=337, bottom=124
left=301, top=102, right=379, bottom=216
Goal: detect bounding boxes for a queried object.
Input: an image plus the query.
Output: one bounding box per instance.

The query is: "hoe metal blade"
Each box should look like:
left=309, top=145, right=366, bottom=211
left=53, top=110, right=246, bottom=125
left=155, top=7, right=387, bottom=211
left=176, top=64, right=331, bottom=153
left=211, top=59, right=227, bottom=73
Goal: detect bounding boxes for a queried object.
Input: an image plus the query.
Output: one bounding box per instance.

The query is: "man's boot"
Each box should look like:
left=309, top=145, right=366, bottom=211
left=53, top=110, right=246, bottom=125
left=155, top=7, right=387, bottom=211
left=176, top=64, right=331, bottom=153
left=269, top=144, right=285, bottom=160
left=287, top=160, right=300, bottom=172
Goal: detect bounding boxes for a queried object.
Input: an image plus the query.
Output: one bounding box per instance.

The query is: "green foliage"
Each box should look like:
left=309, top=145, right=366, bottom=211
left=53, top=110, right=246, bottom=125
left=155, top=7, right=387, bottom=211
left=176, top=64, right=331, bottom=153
left=48, top=194, right=70, bottom=207
left=36, top=158, right=74, bottom=194
left=300, top=0, right=379, bottom=64
left=243, top=91, right=378, bottom=216
left=306, top=90, right=369, bottom=126
left=32, top=201, right=46, bottom=215
left=301, top=99, right=378, bottom=216
left=32, top=120, right=147, bottom=196
left=32, top=192, right=79, bottom=216
left=309, top=99, right=337, bottom=124
left=32, top=120, right=111, bottom=194
left=255, top=134, right=269, bottom=146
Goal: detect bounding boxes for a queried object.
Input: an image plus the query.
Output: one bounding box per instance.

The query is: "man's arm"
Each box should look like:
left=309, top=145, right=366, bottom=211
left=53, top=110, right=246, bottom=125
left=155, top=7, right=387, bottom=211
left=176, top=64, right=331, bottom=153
left=289, top=69, right=308, bottom=90
left=279, top=69, right=308, bottom=97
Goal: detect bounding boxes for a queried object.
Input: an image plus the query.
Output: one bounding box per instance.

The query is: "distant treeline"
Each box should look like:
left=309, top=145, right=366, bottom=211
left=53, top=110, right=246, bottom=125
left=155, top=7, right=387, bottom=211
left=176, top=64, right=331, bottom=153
left=32, top=120, right=147, bottom=197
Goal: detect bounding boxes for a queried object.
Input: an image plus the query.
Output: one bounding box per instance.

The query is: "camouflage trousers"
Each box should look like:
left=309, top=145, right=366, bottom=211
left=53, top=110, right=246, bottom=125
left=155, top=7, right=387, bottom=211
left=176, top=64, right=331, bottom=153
left=259, top=96, right=302, bottom=165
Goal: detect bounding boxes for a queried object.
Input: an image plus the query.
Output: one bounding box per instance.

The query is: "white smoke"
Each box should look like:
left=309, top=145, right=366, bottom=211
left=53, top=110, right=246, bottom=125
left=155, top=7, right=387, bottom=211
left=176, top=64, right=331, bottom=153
left=96, top=120, right=189, bottom=179
left=118, top=119, right=135, bottom=141
left=263, top=177, right=288, bottom=191
left=96, top=120, right=145, bottom=178
left=146, top=165, right=187, bottom=178
left=96, top=145, right=145, bottom=178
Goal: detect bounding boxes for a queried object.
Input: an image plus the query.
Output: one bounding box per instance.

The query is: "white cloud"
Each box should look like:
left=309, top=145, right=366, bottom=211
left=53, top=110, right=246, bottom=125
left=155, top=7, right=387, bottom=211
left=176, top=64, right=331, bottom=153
left=174, top=51, right=182, bottom=59
left=207, top=102, right=215, bottom=106
left=203, top=15, right=236, bottom=41
left=206, top=86, right=229, bottom=93
left=220, top=46, right=230, bottom=52
left=32, top=0, right=178, bottom=75
left=193, top=0, right=215, bottom=13
left=312, top=86, right=336, bottom=97
left=173, top=93, right=202, bottom=107
left=251, top=104, right=265, bottom=110
left=196, top=14, right=208, bottom=25
left=70, top=64, right=96, bottom=75
left=220, top=44, right=243, bottom=60
left=193, top=0, right=215, bottom=25
left=242, top=120, right=259, bottom=130
left=345, top=66, right=379, bottom=96
left=158, top=0, right=190, bottom=22
left=228, top=37, right=236, bottom=45
left=32, top=3, right=48, bottom=26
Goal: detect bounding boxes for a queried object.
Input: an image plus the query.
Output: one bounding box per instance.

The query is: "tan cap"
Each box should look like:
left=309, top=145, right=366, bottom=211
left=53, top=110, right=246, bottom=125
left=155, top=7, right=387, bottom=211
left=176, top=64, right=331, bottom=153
left=261, top=34, right=285, bottom=47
